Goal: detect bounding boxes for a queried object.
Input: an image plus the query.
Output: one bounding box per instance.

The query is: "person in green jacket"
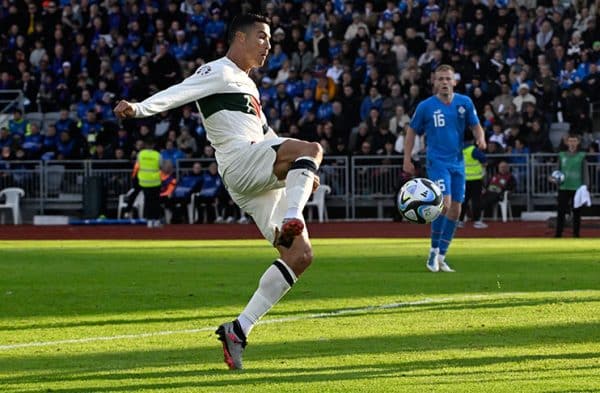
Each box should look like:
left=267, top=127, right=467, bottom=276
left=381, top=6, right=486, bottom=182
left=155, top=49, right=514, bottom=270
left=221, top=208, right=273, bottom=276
left=553, top=134, right=587, bottom=238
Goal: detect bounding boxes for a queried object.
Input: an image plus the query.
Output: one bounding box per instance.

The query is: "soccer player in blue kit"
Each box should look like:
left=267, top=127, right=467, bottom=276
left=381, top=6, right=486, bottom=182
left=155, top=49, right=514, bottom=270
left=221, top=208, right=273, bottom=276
left=403, top=65, right=486, bottom=272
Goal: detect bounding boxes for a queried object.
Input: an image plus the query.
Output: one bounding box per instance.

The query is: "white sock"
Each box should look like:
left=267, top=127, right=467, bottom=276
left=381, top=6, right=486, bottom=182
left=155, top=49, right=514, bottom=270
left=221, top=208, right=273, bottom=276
left=237, top=259, right=297, bottom=336
left=438, top=253, right=445, bottom=262
left=284, top=156, right=318, bottom=220
left=430, top=247, right=439, bottom=255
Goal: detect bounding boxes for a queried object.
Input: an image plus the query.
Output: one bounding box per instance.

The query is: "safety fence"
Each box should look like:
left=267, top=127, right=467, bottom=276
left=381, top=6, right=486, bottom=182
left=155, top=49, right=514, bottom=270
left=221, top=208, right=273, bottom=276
left=1, top=153, right=599, bottom=219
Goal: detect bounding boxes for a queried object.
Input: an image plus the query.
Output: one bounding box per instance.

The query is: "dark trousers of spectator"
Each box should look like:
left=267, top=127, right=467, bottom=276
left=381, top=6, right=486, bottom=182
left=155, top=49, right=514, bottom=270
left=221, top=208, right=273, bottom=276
left=165, top=196, right=192, bottom=223
left=460, top=179, right=483, bottom=222
left=195, top=195, right=219, bottom=223
left=479, top=191, right=501, bottom=218
left=142, top=186, right=161, bottom=221
left=556, top=189, right=581, bottom=237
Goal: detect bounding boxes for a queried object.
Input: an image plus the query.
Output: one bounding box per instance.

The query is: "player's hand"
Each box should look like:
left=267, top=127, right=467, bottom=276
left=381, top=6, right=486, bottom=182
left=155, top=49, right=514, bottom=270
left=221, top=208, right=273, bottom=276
left=312, top=174, right=320, bottom=193
left=403, top=160, right=415, bottom=176
left=476, top=137, right=487, bottom=151
left=114, top=100, right=135, bottom=119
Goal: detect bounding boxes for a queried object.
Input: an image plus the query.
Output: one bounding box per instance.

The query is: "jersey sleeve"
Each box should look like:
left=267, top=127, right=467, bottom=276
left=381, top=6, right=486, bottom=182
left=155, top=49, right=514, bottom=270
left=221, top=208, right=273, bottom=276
left=466, top=97, right=480, bottom=127
left=132, top=63, right=225, bottom=117
left=409, top=102, right=425, bottom=135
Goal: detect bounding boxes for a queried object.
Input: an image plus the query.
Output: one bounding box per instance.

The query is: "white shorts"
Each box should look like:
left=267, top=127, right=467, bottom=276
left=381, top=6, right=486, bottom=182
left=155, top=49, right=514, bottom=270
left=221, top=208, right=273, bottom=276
left=221, top=137, right=290, bottom=245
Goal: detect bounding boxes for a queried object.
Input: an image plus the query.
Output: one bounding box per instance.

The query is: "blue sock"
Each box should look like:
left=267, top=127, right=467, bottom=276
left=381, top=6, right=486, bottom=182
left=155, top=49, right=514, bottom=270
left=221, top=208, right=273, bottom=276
left=431, top=215, right=445, bottom=249
left=439, top=216, right=457, bottom=256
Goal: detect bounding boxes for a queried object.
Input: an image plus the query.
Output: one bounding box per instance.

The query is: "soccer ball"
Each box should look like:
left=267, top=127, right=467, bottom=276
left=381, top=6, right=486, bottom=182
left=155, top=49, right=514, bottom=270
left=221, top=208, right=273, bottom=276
left=397, top=178, right=444, bottom=224
left=551, top=170, right=565, bottom=184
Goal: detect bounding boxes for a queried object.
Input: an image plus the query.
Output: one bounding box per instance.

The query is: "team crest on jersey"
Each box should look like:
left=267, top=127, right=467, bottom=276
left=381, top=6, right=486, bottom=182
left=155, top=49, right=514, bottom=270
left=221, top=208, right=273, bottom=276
left=245, top=95, right=261, bottom=118
left=457, top=105, right=466, bottom=118
left=196, top=65, right=212, bottom=76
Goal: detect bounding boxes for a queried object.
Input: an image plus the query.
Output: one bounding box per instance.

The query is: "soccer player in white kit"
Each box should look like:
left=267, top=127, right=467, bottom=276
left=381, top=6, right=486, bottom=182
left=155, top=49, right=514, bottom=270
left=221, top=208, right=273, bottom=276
left=114, top=14, right=323, bottom=370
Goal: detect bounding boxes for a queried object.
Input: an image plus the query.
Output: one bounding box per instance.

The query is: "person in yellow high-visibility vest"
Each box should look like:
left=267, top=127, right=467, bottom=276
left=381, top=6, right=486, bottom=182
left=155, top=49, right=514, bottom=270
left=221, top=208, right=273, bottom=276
left=459, top=140, right=487, bottom=228
left=137, top=138, right=162, bottom=228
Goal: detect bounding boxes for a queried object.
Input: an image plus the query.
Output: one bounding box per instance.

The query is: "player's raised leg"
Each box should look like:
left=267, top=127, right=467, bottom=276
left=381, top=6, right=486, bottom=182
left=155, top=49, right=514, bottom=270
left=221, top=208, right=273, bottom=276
left=272, top=140, right=323, bottom=247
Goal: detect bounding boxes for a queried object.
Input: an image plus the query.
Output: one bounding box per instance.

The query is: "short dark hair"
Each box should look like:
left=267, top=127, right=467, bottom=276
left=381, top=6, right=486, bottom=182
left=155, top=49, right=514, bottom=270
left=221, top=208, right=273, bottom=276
left=227, top=13, right=270, bottom=44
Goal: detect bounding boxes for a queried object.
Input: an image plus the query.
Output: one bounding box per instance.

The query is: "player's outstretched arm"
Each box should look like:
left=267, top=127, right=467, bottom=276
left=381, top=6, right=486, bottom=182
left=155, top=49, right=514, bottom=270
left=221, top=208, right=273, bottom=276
left=114, top=68, right=219, bottom=119
left=403, top=126, right=417, bottom=175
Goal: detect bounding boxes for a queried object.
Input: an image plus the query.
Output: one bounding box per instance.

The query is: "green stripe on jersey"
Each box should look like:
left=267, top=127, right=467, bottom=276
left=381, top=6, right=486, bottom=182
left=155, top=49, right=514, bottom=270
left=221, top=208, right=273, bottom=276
left=197, top=93, right=259, bottom=119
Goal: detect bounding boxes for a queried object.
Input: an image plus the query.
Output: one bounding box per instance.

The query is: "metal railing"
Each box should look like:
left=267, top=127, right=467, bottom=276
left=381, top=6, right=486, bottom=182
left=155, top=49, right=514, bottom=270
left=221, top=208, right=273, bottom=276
left=1, top=154, right=599, bottom=219
left=0, top=90, right=24, bottom=115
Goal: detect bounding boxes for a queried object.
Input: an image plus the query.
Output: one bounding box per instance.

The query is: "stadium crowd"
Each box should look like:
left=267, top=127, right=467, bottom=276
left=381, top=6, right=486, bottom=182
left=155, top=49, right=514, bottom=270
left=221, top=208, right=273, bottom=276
left=0, top=0, right=599, bottom=168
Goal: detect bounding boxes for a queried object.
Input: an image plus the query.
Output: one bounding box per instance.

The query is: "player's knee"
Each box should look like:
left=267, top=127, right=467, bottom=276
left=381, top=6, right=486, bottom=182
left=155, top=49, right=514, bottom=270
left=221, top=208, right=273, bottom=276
left=305, top=142, right=323, bottom=164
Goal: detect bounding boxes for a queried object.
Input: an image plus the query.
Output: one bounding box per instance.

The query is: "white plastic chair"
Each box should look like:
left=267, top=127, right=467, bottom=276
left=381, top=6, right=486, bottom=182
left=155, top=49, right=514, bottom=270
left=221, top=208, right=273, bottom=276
left=305, top=184, right=331, bottom=222
left=0, top=187, right=25, bottom=225
left=493, top=191, right=513, bottom=222
left=117, top=192, right=144, bottom=219
left=45, top=165, right=65, bottom=196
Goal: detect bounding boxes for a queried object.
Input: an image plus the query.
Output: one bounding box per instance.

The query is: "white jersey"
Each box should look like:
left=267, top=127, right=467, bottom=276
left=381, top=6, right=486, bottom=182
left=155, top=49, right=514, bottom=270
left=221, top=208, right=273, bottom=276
left=131, top=56, right=272, bottom=173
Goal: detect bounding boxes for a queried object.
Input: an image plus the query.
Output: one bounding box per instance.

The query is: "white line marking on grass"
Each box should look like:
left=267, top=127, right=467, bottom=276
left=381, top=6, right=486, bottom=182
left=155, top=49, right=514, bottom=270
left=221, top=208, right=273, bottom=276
left=0, top=291, right=593, bottom=351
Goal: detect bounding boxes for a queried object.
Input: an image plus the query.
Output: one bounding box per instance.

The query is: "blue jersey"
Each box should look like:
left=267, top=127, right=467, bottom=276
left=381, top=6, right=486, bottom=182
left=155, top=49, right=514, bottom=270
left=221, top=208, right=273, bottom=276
left=409, top=93, right=480, bottom=166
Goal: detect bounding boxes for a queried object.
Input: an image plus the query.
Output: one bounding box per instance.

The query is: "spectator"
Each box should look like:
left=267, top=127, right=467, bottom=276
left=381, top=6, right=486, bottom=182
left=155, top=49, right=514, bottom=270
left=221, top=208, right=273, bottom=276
left=381, top=84, right=404, bottom=122
left=0, top=128, right=12, bottom=150
left=76, top=90, right=95, bottom=120
left=21, top=122, right=43, bottom=159
left=8, top=109, right=28, bottom=139
left=459, top=139, right=487, bottom=229
left=388, top=105, right=410, bottom=136
left=371, top=124, right=395, bottom=155
left=491, top=83, right=513, bottom=116
left=161, top=140, right=185, bottom=166
left=512, top=83, right=537, bottom=112
left=527, top=119, right=554, bottom=153
left=489, top=122, right=507, bottom=151
left=159, top=159, right=177, bottom=204
left=151, top=43, right=181, bottom=90
left=291, top=41, right=315, bottom=73
left=344, top=13, right=369, bottom=41
left=195, top=161, right=225, bottom=224
left=506, top=136, right=526, bottom=177
left=267, top=43, right=288, bottom=74
left=316, top=93, right=333, bottom=121
left=536, top=20, right=554, bottom=51
left=359, top=86, right=383, bottom=121
left=56, top=130, right=80, bottom=160
left=167, top=161, right=204, bottom=223
left=479, top=160, right=517, bottom=221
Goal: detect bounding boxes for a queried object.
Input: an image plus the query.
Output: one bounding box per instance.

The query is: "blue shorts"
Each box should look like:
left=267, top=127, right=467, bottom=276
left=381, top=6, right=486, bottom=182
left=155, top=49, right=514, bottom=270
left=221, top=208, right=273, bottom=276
left=426, top=161, right=466, bottom=203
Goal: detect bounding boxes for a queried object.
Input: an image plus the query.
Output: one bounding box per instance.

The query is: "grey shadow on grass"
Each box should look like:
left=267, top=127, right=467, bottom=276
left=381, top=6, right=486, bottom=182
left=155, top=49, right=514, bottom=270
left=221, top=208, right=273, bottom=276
left=1, top=322, right=598, bottom=389
left=4, top=353, right=599, bottom=393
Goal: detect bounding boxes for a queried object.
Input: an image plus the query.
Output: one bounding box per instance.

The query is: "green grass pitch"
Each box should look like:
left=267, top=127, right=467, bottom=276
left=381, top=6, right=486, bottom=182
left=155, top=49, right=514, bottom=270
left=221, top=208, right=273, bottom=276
left=0, top=238, right=599, bottom=392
